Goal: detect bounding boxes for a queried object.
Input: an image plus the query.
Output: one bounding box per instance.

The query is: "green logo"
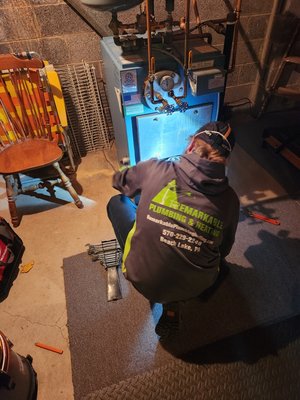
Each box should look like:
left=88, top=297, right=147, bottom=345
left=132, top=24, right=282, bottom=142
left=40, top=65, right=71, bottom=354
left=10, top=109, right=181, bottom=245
left=151, top=179, right=178, bottom=206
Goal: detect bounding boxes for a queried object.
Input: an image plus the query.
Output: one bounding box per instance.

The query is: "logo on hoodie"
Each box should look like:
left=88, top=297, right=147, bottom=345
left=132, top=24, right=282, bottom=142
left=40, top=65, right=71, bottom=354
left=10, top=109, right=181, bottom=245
left=149, top=179, right=223, bottom=238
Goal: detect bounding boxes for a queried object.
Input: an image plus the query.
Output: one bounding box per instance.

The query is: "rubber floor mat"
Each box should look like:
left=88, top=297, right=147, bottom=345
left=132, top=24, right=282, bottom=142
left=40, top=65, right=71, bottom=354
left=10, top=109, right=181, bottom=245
left=63, top=195, right=300, bottom=400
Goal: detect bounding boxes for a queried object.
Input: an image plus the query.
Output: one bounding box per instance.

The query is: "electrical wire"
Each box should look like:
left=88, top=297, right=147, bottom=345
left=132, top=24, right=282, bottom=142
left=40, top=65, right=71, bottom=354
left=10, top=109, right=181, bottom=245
left=103, top=149, right=118, bottom=172
left=151, top=47, right=184, bottom=68
left=189, top=20, right=226, bottom=35
left=224, top=97, right=256, bottom=117
left=226, top=97, right=253, bottom=107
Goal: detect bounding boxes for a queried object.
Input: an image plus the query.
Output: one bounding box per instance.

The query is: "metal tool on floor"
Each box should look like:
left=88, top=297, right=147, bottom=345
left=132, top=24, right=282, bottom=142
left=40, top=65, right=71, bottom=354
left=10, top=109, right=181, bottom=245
left=87, top=239, right=123, bottom=301
left=243, top=208, right=280, bottom=225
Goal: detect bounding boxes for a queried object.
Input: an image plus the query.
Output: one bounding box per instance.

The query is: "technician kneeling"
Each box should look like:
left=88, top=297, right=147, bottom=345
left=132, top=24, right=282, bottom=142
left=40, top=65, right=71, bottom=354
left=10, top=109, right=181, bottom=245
left=107, top=121, right=240, bottom=339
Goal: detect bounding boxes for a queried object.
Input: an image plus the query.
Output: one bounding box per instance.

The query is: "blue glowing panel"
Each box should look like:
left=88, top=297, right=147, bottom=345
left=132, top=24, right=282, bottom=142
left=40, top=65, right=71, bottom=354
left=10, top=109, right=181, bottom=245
left=136, top=104, right=213, bottom=161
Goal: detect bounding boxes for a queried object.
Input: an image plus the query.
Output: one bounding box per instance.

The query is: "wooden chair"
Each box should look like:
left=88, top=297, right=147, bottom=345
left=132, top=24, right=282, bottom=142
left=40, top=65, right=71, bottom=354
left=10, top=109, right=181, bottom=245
left=0, top=53, right=83, bottom=227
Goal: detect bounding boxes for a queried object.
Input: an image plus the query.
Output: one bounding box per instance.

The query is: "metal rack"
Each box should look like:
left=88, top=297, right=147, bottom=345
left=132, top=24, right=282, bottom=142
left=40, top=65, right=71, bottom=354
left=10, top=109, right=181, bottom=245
left=57, top=62, right=114, bottom=158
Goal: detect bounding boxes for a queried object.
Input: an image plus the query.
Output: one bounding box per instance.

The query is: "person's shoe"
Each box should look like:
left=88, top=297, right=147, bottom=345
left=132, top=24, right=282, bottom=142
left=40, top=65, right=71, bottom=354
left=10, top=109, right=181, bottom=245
left=155, top=303, right=181, bottom=341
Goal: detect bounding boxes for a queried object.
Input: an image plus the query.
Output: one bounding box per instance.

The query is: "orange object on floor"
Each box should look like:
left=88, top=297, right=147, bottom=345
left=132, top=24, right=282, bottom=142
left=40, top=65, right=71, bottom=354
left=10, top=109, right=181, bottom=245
left=35, top=342, right=63, bottom=354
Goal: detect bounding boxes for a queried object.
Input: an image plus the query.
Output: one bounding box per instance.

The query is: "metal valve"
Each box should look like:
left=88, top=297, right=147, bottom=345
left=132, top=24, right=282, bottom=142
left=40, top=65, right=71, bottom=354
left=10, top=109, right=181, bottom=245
left=155, top=92, right=175, bottom=114
left=168, top=90, right=188, bottom=112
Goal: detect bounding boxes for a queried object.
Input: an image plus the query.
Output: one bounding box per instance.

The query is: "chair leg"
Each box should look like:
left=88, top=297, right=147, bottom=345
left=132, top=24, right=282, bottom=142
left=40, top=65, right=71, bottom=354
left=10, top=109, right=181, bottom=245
left=52, top=162, right=83, bottom=209
left=4, top=174, right=19, bottom=227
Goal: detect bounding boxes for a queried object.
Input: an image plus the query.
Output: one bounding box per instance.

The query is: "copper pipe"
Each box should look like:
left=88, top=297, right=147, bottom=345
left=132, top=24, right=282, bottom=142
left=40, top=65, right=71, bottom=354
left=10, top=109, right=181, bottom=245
left=176, top=0, right=190, bottom=100
left=146, top=0, right=191, bottom=104
left=150, top=56, right=155, bottom=75
left=235, top=0, right=242, bottom=16
left=146, top=0, right=155, bottom=103
left=184, top=0, right=190, bottom=72
left=192, top=0, right=203, bottom=35
left=160, top=0, right=191, bottom=103
left=146, top=0, right=163, bottom=104
left=228, top=0, right=242, bottom=73
left=146, top=0, right=153, bottom=76
left=188, top=50, right=193, bottom=69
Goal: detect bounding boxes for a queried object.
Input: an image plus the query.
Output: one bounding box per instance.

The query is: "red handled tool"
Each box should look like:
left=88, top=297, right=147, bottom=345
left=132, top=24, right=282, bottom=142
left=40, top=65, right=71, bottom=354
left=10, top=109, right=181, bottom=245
left=244, top=208, right=280, bottom=225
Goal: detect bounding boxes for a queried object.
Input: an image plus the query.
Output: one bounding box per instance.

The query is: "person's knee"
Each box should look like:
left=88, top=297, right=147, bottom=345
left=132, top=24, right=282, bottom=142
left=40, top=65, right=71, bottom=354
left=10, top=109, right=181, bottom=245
left=107, top=194, right=122, bottom=217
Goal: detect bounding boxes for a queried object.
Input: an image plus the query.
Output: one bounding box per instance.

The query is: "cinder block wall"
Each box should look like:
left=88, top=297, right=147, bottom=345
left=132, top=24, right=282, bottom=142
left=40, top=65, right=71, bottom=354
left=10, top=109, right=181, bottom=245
left=0, top=0, right=101, bottom=66
left=0, top=0, right=299, bottom=112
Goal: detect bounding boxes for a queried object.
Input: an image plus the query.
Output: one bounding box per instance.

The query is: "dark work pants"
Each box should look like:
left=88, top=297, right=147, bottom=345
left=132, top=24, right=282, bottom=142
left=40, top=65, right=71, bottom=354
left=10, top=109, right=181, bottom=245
left=106, top=194, right=137, bottom=252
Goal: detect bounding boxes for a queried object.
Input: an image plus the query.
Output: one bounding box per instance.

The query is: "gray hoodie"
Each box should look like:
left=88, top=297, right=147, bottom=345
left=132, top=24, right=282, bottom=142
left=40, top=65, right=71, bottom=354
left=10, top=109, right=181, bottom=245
left=113, top=153, right=240, bottom=303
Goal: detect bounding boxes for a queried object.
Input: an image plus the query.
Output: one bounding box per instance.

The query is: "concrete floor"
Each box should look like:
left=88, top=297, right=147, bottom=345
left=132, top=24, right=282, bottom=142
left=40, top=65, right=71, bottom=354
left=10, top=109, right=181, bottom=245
left=0, top=123, right=296, bottom=399
left=0, top=147, right=119, bottom=400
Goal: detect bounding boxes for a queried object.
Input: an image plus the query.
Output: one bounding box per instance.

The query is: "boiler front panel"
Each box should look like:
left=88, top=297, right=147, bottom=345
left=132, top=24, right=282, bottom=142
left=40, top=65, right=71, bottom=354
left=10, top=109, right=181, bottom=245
left=135, top=104, right=213, bottom=161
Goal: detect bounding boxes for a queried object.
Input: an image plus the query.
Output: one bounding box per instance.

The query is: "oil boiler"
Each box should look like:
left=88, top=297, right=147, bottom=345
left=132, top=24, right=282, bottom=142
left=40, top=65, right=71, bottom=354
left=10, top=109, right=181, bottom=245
left=82, top=0, right=237, bottom=165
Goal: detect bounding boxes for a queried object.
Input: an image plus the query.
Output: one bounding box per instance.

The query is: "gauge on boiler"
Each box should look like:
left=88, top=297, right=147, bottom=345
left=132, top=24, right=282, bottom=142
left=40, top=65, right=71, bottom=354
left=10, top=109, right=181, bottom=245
left=159, top=75, right=175, bottom=92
